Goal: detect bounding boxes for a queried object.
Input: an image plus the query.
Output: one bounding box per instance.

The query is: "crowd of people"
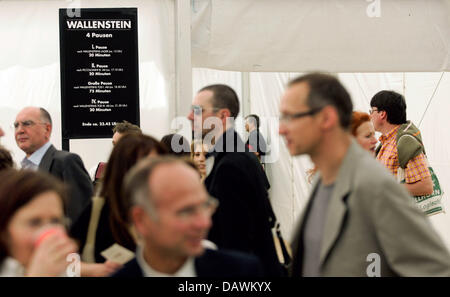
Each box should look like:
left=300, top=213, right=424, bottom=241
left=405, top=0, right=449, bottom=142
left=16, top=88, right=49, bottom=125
left=0, top=72, right=449, bottom=277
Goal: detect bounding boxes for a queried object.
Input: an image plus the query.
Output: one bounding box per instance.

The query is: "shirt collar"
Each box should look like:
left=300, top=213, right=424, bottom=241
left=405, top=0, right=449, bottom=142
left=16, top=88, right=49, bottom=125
left=205, top=128, right=241, bottom=159
left=379, top=125, right=401, bottom=144
left=22, top=141, right=51, bottom=167
left=135, top=245, right=196, bottom=277
left=0, top=257, right=25, bottom=277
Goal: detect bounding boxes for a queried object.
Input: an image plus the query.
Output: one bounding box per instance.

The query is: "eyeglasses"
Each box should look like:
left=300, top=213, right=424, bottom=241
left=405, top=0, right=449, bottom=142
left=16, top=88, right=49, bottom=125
left=176, top=196, right=219, bottom=222
left=369, top=108, right=379, bottom=115
left=279, top=107, right=323, bottom=124
left=13, top=120, right=47, bottom=130
left=191, top=105, right=221, bottom=115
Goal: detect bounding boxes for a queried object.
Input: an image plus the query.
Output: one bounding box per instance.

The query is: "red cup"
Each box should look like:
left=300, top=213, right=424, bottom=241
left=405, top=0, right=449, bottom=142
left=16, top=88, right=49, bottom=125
left=33, top=226, right=66, bottom=248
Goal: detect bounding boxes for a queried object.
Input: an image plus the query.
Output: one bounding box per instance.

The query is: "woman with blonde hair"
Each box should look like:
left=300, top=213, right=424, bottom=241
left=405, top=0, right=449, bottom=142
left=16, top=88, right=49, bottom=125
left=190, top=140, right=209, bottom=182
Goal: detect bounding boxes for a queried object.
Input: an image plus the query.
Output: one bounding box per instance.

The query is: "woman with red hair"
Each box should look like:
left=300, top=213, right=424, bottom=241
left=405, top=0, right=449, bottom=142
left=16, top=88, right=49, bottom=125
left=351, top=111, right=378, bottom=154
left=307, top=111, right=378, bottom=182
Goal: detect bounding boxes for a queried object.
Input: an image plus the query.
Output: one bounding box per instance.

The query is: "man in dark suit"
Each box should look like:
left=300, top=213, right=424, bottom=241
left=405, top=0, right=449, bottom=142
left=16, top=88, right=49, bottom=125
left=279, top=73, right=450, bottom=276
left=113, top=157, right=263, bottom=277
left=245, top=114, right=268, bottom=162
left=187, top=84, right=283, bottom=276
left=14, top=107, right=93, bottom=225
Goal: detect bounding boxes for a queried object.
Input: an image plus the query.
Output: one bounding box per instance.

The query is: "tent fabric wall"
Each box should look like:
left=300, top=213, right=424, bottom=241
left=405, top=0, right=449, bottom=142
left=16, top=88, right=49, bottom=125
left=192, top=0, right=450, bottom=72
left=193, top=68, right=450, bottom=249
left=0, top=0, right=175, bottom=175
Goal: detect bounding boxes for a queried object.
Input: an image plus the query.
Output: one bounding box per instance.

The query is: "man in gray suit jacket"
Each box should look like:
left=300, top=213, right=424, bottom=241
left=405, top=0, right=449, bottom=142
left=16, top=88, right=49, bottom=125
left=14, top=107, right=93, bottom=225
left=279, top=73, right=450, bottom=277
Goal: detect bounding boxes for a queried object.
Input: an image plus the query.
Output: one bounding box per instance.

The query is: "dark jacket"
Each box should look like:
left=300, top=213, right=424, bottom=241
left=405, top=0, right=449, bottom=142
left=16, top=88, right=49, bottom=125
left=39, top=144, right=93, bottom=225
left=245, top=129, right=268, bottom=157
left=112, top=249, right=263, bottom=277
left=204, top=129, right=283, bottom=276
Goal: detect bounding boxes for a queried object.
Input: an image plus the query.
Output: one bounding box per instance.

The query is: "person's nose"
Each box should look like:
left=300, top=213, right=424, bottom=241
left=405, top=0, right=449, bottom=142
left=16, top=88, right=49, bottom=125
left=15, top=124, right=25, bottom=134
left=279, top=122, right=287, bottom=136
left=191, top=210, right=212, bottom=230
left=187, top=110, right=194, bottom=122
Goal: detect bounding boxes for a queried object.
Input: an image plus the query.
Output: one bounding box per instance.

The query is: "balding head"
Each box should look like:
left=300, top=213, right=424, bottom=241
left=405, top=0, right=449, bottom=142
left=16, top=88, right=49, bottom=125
left=124, top=157, right=214, bottom=267
left=14, top=107, right=52, bottom=157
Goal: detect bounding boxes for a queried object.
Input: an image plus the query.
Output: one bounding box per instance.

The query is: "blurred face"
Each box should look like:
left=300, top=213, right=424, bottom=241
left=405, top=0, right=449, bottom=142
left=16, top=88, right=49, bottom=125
left=369, top=107, right=384, bottom=132
left=14, top=107, right=51, bottom=157
left=355, top=121, right=378, bottom=154
left=187, top=90, right=221, bottom=138
left=245, top=118, right=256, bottom=132
left=112, top=132, right=123, bottom=146
left=192, top=144, right=208, bottom=176
left=279, top=83, right=322, bottom=156
left=135, top=164, right=214, bottom=261
left=5, top=191, right=65, bottom=267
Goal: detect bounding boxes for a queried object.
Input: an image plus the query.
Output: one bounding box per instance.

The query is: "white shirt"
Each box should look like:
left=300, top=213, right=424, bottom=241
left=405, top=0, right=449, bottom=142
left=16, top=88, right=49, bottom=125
left=20, top=141, right=52, bottom=170
left=135, top=246, right=196, bottom=277
left=0, top=257, right=26, bottom=277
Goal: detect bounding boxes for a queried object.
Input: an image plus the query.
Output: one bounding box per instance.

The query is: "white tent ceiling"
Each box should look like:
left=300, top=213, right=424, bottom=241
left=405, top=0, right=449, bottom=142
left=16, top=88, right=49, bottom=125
left=192, top=0, right=450, bottom=72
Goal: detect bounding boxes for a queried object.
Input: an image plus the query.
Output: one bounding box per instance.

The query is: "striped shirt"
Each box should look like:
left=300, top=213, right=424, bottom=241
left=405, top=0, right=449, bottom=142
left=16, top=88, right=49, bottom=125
left=377, top=126, right=430, bottom=183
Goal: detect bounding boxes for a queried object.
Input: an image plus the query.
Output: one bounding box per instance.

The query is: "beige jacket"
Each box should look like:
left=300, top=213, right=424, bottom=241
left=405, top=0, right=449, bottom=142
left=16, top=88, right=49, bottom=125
left=291, top=140, right=450, bottom=277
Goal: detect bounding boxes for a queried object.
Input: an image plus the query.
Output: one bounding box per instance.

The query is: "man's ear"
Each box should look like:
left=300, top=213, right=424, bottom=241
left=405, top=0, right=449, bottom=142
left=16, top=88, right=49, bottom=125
left=44, top=123, right=52, bottom=140
left=380, top=111, right=387, bottom=121
left=219, top=109, right=231, bottom=120
left=320, top=106, right=339, bottom=130
left=130, top=206, right=149, bottom=237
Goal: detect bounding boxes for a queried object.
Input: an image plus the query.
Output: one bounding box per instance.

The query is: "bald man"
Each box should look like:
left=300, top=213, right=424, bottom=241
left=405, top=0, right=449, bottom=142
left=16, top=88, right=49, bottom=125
left=113, top=157, right=263, bottom=277
left=14, top=107, right=93, bottom=225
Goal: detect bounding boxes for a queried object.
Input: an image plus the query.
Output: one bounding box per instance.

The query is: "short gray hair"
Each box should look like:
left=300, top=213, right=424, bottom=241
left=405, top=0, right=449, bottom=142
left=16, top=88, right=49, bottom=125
left=39, top=108, right=52, bottom=126
left=123, top=156, right=192, bottom=220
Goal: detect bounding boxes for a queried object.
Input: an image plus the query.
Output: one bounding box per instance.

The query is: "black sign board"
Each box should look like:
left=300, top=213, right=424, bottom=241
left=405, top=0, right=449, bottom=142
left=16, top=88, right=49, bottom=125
left=59, top=8, right=139, bottom=145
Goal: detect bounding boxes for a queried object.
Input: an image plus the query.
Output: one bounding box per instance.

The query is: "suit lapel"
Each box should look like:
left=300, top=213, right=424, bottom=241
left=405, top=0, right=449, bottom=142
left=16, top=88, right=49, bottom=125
left=319, top=140, right=360, bottom=267
left=290, top=176, right=320, bottom=276
left=38, top=144, right=56, bottom=172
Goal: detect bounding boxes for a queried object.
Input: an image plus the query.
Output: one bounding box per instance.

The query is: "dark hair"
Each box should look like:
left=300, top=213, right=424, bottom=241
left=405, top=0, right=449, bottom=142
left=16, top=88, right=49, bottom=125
left=350, top=111, right=371, bottom=136
left=0, top=169, right=67, bottom=262
left=370, top=90, right=407, bottom=125
left=39, top=107, right=52, bottom=126
left=160, top=134, right=190, bottom=157
left=112, top=121, right=142, bottom=134
left=199, top=84, right=240, bottom=118
left=245, top=114, right=260, bottom=129
left=0, top=145, right=13, bottom=170
left=288, top=73, right=353, bottom=129
left=99, top=133, right=167, bottom=250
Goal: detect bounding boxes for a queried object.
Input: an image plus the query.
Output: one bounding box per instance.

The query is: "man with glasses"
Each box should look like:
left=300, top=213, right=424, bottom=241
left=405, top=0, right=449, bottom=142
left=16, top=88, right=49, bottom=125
left=113, top=157, right=263, bottom=277
left=14, top=106, right=93, bottom=225
left=370, top=90, right=433, bottom=196
left=187, top=84, right=284, bottom=276
left=280, top=73, right=450, bottom=276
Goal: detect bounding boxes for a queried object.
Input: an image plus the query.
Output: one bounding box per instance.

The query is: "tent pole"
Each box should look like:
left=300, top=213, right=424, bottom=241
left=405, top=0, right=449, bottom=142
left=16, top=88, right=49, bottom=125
left=174, top=0, right=192, bottom=122
left=242, top=72, right=251, bottom=117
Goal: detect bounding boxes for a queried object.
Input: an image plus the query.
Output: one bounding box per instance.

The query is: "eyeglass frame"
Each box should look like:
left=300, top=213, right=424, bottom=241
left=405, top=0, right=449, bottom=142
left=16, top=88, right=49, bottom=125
left=13, top=120, right=48, bottom=130
left=279, top=107, right=324, bottom=124
left=369, top=108, right=381, bottom=115
left=175, top=196, right=219, bottom=222
left=191, top=105, right=221, bottom=116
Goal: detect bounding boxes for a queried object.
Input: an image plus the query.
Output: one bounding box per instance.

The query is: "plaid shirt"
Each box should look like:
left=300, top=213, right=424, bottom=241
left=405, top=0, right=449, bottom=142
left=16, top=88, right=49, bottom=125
left=377, top=125, right=431, bottom=183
